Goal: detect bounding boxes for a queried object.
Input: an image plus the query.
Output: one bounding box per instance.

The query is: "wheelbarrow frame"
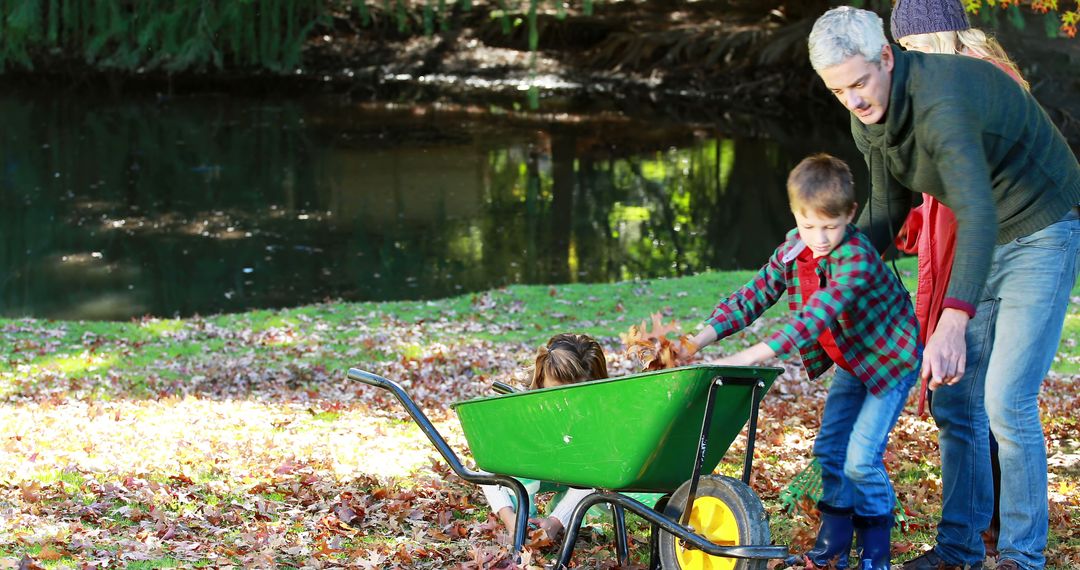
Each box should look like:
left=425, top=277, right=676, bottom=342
left=349, top=367, right=789, bottom=569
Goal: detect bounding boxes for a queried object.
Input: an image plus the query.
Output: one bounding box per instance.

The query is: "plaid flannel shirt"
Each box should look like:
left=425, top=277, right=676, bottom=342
left=706, top=226, right=920, bottom=396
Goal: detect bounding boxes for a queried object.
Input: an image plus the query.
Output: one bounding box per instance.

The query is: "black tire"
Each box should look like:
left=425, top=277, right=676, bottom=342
left=657, top=475, right=771, bottom=570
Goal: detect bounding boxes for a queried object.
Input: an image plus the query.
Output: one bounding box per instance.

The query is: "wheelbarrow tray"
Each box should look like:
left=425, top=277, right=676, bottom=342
left=450, top=364, right=780, bottom=492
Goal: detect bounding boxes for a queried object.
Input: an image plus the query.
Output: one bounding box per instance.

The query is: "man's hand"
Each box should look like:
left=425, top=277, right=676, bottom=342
left=922, top=308, right=970, bottom=390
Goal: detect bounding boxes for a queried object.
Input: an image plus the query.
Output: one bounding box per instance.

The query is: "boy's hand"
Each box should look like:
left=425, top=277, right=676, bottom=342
left=689, top=328, right=717, bottom=354
left=714, top=356, right=742, bottom=367
left=715, top=342, right=775, bottom=368
left=923, top=308, right=969, bottom=390
left=675, top=337, right=699, bottom=361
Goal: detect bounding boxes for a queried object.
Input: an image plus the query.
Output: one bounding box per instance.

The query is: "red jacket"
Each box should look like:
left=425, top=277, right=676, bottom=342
left=895, top=196, right=956, bottom=348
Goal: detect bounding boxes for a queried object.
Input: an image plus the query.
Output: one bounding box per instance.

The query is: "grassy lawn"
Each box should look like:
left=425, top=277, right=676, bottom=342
left=1, top=258, right=1078, bottom=568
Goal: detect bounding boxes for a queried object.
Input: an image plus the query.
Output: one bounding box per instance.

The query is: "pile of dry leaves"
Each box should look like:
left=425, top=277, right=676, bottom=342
left=0, top=307, right=1077, bottom=569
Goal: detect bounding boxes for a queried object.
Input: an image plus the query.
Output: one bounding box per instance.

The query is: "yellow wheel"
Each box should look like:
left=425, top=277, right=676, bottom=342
left=658, top=475, right=770, bottom=570
left=675, top=496, right=740, bottom=569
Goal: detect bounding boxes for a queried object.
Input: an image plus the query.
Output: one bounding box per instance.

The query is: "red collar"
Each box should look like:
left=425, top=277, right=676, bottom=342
left=795, top=244, right=817, bottom=263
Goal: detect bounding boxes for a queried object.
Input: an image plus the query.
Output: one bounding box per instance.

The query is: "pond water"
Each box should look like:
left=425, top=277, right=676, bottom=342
left=0, top=88, right=865, bottom=320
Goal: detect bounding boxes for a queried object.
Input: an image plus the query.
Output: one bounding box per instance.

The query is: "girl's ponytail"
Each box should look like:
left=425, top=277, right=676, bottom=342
left=529, top=333, right=609, bottom=390
left=529, top=345, right=551, bottom=390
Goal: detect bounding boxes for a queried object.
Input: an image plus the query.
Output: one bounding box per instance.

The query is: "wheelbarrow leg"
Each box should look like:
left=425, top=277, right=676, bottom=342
left=649, top=523, right=661, bottom=570
left=348, top=368, right=531, bottom=555
left=554, top=492, right=672, bottom=569
left=613, top=503, right=629, bottom=567
left=648, top=496, right=668, bottom=570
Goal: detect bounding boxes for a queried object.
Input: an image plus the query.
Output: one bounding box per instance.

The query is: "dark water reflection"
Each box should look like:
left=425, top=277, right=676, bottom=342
left=0, top=90, right=864, bottom=320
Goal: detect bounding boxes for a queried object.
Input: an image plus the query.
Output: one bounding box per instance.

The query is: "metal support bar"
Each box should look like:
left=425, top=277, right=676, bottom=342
left=554, top=491, right=788, bottom=569
left=741, top=380, right=765, bottom=485
left=613, top=503, right=629, bottom=567
left=348, top=368, right=531, bottom=555
left=680, top=376, right=723, bottom=527
left=647, top=495, right=669, bottom=570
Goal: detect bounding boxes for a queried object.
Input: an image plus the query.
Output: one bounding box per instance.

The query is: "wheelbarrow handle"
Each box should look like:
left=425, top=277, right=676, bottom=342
left=490, top=381, right=518, bottom=395
left=348, top=368, right=396, bottom=390
left=347, top=368, right=531, bottom=554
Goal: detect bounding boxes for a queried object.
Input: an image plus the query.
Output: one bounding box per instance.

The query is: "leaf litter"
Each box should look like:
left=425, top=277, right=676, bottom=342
left=0, top=304, right=1078, bottom=568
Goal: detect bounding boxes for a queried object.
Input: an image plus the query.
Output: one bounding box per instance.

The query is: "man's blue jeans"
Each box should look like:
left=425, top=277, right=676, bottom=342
left=931, top=209, right=1080, bottom=569
left=815, top=366, right=917, bottom=517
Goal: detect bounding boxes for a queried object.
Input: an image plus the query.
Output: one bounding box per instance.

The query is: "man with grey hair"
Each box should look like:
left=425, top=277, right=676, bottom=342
left=804, top=6, right=1080, bottom=570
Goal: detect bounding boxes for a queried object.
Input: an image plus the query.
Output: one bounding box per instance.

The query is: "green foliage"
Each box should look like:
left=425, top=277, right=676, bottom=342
left=2, top=0, right=1077, bottom=75
left=0, top=0, right=328, bottom=74
left=396, top=0, right=408, bottom=33
left=964, top=0, right=1080, bottom=38
left=423, top=0, right=435, bottom=35
left=357, top=0, right=370, bottom=26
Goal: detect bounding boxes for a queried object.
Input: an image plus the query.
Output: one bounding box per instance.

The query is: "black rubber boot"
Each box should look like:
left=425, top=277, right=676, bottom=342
left=853, top=514, right=893, bottom=570
left=785, top=501, right=854, bottom=569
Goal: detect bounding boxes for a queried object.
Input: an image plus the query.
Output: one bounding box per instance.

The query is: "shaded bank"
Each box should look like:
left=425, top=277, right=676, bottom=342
left=2, top=1, right=1077, bottom=143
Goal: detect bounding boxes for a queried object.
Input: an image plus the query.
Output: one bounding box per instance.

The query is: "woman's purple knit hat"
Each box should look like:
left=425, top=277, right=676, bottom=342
left=890, top=0, right=971, bottom=40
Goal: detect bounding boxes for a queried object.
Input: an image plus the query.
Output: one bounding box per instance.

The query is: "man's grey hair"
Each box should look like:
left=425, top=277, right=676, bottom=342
left=808, top=6, right=888, bottom=71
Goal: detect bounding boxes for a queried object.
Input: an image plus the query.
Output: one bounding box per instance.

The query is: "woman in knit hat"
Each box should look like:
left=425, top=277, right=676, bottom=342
left=891, top=0, right=1027, bottom=88
left=889, top=1, right=1029, bottom=569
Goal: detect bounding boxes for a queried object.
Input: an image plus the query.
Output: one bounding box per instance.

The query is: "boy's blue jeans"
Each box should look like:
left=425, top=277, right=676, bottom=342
left=930, top=209, right=1080, bottom=569
left=814, top=366, right=917, bottom=517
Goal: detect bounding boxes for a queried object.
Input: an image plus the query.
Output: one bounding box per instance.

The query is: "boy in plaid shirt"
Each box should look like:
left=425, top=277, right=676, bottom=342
left=686, top=153, right=919, bottom=570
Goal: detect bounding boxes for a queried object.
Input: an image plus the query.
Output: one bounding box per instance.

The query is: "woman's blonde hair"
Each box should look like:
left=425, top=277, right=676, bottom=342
left=529, top=333, right=608, bottom=390
left=901, top=28, right=1029, bottom=91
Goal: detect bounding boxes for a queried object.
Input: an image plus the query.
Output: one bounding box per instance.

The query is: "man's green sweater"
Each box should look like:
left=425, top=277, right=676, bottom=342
left=852, top=47, right=1080, bottom=311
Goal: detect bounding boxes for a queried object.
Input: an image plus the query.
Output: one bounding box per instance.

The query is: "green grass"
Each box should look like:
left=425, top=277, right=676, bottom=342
left=0, top=545, right=73, bottom=569
left=127, top=559, right=213, bottom=569
left=893, top=462, right=941, bottom=485
left=2, top=260, right=1078, bottom=399
left=32, top=469, right=85, bottom=487
left=308, top=410, right=340, bottom=422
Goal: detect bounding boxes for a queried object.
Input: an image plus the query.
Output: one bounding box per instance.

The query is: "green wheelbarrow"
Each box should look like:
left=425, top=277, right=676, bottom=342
left=349, top=364, right=790, bottom=569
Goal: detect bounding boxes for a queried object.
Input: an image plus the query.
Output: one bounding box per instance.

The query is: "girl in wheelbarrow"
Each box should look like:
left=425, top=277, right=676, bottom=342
left=684, top=154, right=920, bottom=570
left=480, top=333, right=609, bottom=544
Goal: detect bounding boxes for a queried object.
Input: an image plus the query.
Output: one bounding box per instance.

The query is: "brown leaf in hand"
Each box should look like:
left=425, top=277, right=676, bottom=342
left=525, top=526, right=554, bottom=550
left=620, top=312, right=696, bottom=371
left=648, top=313, right=679, bottom=339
